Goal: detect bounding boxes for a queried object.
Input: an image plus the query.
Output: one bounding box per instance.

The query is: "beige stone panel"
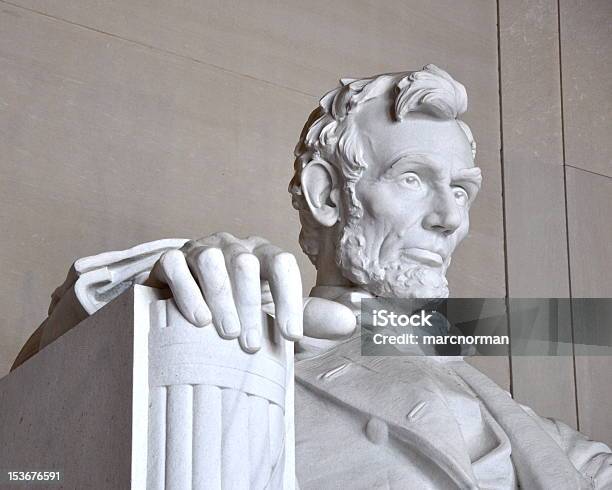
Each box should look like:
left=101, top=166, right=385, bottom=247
left=498, top=0, right=577, bottom=426
left=499, top=0, right=564, bottom=169
left=560, top=0, right=612, bottom=177
left=567, top=168, right=612, bottom=297
left=493, top=162, right=570, bottom=391
left=503, top=161, right=570, bottom=297
left=574, top=356, right=612, bottom=447
left=502, top=159, right=576, bottom=424
left=467, top=356, right=510, bottom=392
left=567, top=167, right=612, bottom=445
left=9, top=0, right=500, bottom=105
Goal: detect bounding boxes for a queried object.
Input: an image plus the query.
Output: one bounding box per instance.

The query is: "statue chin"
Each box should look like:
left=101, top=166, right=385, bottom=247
left=336, top=225, right=450, bottom=299
left=375, top=263, right=450, bottom=299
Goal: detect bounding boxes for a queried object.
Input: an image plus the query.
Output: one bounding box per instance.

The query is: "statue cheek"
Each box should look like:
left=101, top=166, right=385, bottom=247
left=458, top=214, right=470, bottom=237
left=363, top=191, right=424, bottom=229
left=359, top=216, right=393, bottom=256
left=450, top=220, right=470, bottom=249
left=359, top=179, right=403, bottom=213
left=357, top=181, right=427, bottom=241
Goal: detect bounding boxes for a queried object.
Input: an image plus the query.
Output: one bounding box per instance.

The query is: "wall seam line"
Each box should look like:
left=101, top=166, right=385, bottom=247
left=565, top=164, right=612, bottom=181
left=557, top=0, right=580, bottom=431
left=495, top=0, right=513, bottom=395
left=0, top=0, right=318, bottom=100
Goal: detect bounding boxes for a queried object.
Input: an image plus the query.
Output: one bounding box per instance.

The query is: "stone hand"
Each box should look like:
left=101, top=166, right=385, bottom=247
left=146, top=232, right=355, bottom=352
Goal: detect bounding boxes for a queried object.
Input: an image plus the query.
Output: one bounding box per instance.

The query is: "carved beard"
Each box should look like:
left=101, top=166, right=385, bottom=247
left=335, top=220, right=450, bottom=299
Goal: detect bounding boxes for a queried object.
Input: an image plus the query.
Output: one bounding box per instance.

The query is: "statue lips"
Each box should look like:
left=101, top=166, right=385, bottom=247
left=402, top=247, right=445, bottom=267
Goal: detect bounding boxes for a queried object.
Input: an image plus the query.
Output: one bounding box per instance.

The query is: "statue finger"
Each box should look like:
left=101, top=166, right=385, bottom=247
left=143, top=259, right=167, bottom=288
left=222, top=241, right=263, bottom=352
left=253, top=244, right=303, bottom=341
left=156, top=249, right=212, bottom=327
left=187, top=247, right=241, bottom=339
left=183, top=232, right=239, bottom=251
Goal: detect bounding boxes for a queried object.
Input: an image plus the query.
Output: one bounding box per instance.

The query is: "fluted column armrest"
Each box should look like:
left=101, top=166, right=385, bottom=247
left=0, top=285, right=295, bottom=490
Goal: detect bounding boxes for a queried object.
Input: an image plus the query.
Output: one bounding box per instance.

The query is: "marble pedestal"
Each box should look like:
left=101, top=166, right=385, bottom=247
left=0, top=286, right=295, bottom=490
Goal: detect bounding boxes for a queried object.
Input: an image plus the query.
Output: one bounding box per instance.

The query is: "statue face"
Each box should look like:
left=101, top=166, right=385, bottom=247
left=336, top=99, right=481, bottom=298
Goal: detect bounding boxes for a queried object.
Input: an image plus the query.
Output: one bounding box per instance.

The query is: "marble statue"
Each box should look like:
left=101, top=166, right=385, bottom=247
left=13, top=64, right=612, bottom=489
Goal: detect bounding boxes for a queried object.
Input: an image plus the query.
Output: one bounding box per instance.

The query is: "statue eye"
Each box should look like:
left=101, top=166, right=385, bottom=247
left=453, top=187, right=469, bottom=206
left=400, top=172, right=422, bottom=189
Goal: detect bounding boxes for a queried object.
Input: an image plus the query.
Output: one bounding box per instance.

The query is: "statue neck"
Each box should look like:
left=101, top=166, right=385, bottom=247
left=313, top=234, right=352, bottom=288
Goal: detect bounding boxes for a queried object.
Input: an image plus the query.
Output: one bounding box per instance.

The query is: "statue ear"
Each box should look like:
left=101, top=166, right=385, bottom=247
left=301, top=159, right=341, bottom=227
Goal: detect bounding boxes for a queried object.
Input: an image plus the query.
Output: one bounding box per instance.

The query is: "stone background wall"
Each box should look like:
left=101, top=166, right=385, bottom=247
left=0, top=0, right=610, bottom=443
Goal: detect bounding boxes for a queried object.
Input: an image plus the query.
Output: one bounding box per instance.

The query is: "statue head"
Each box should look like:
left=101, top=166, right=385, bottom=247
left=289, top=65, right=481, bottom=298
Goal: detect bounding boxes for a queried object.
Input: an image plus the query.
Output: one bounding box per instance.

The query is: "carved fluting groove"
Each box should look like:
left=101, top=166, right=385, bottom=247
left=148, top=386, right=167, bottom=490
left=147, top=299, right=290, bottom=490
left=249, top=395, right=272, bottom=488
left=221, top=389, right=250, bottom=489
left=193, top=385, right=222, bottom=489
left=166, top=384, right=193, bottom=490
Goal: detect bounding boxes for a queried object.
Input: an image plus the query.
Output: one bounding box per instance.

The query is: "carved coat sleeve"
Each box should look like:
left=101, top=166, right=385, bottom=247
left=12, top=239, right=188, bottom=369
left=522, top=405, right=612, bottom=488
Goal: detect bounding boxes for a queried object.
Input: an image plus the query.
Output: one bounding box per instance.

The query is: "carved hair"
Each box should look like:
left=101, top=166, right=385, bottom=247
left=288, top=64, right=476, bottom=265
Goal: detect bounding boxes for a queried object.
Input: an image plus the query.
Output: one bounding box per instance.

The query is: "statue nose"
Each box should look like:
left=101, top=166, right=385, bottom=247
left=423, top=215, right=460, bottom=235
left=422, top=196, right=462, bottom=235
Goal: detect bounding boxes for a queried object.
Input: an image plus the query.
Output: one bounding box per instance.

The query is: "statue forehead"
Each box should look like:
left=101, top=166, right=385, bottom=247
left=351, top=98, right=474, bottom=170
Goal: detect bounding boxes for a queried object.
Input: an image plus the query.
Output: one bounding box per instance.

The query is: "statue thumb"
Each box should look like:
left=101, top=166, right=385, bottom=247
left=302, top=297, right=356, bottom=340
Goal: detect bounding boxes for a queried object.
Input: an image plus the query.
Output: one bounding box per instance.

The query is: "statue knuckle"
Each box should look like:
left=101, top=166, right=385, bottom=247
left=211, top=231, right=237, bottom=243
left=273, top=252, right=298, bottom=271
left=232, top=253, right=259, bottom=275
left=185, top=232, right=237, bottom=250
left=239, top=294, right=261, bottom=309
left=179, top=238, right=199, bottom=253
left=245, top=235, right=270, bottom=248
left=193, top=247, right=224, bottom=270
left=159, top=249, right=183, bottom=271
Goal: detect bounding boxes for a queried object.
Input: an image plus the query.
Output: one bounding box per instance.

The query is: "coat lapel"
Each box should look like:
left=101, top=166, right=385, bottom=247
left=450, top=360, right=590, bottom=490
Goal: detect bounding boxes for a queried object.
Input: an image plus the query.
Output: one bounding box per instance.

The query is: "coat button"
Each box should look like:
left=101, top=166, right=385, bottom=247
left=365, top=417, right=388, bottom=445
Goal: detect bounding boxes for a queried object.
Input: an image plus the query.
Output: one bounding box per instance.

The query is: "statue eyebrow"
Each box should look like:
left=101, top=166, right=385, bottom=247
left=384, top=154, right=441, bottom=176
left=384, top=154, right=482, bottom=190
left=451, top=167, right=482, bottom=188
left=388, top=153, right=434, bottom=168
